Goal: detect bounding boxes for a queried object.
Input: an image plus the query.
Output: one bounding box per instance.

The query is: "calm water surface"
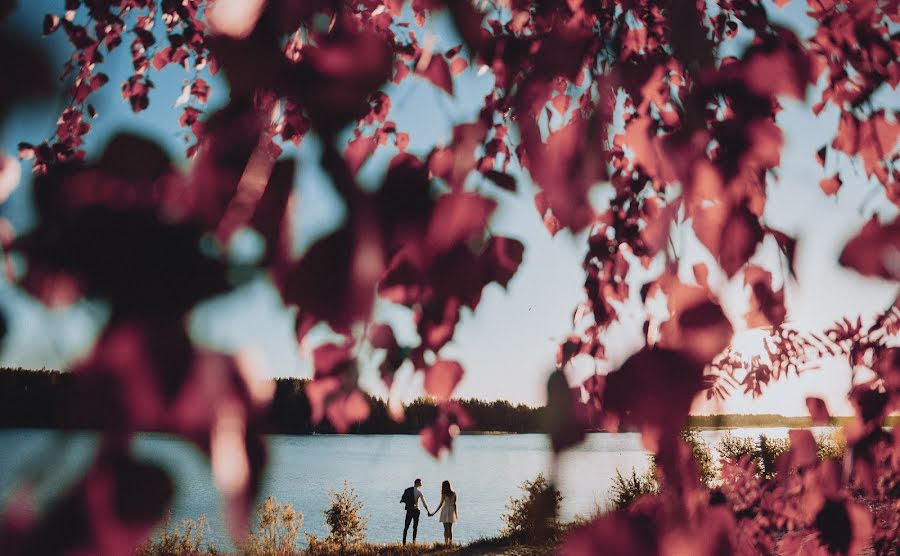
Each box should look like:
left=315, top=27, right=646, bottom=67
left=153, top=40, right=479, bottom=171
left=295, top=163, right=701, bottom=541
left=0, top=428, right=829, bottom=548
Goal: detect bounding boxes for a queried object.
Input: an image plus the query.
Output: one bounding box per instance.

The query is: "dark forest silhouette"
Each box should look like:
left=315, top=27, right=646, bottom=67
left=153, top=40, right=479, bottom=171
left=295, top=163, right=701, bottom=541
left=4, top=368, right=893, bottom=434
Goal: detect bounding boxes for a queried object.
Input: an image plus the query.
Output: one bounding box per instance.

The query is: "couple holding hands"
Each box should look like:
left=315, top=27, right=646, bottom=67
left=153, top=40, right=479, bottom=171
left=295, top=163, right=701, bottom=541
left=400, top=478, right=458, bottom=546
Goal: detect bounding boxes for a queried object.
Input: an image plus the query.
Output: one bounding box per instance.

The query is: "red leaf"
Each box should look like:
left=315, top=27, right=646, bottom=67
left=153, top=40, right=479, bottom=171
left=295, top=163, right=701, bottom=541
left=744, top=265, right=786, bottom=328
left=416, top=54, right=453, bottom=95
left=416, top=297, right=461, bottom=352
left=832, top=111, right=900, bottom=179
left=621, top=25, right=647, bottom=58
left=426, top=122, right=486, bottom=191
left=344, top=134, right=378, bottom=175
left=545, top=370, right=588, bottom=453
left=207, top=0, right=266, bottom=39
left=839, top=215, right=900, bottom=280
left=767, top=227, right=798, bottom=277
left=449, top=57, right=467, bottom=76
left=179, top=106, right=202, bottom=129
left=483, top=170, right=516, bottom=192
left=543, top=213, right=561, bottom=236
left=640, top=199, right=677, bottom=257
left=787, top=429, right=818, bottom=469
left=42, top=14, right=60, bottom=35
left=395, top=132, right=409, bottom=151
left=369, top=323, right=406, bottom=387
left=819, top=174, right=842, bottom=196
left=151, top=47, right=171, bottom=70
left=479, top=236, right=524, bottom=288
left=276, top=224, right=382, bottom=334
left=519, top=111, right=601, bottom=232
left=602, top=347, right=705, bottom=437
left=693, top=262, right=709, bottom=289
left=654, top=269, right=733, bottom=362
left=739, top=35, right=810, bottom=99
left=420, top=402, right=472, bottom=458
left=695, top=203, right=763, bottom=277
left=812, top=499, right=873, bottom=555
left=424, top=359, right=464, bottom=401
left=190, top=78, right=210, bottom=104
left=551, top=94, right=571, bottom=115
left=562, top=511, right=661, bottom=555
left=806, top=397, right=831, bottom=424
left=424, top=192, right=495, bottom=256
left=8, top=453, right=174, bottom=555
left=369, top=323, right=397, bottom=350
left=816, top=145, right=827, bottom=167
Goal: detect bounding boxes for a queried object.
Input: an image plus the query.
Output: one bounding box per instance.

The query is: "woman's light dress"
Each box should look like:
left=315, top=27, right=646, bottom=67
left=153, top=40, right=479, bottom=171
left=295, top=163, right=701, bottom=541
left=439, top=493, right=457, bottom=523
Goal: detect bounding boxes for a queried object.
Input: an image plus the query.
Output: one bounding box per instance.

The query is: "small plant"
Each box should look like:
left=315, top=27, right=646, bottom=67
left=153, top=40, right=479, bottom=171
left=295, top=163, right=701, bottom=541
left=717, top=433, right=760, bottom=463
left=815, top=429, right=845, bottom=461
left=323, top=482, right=368, bottom=546
left=759, top=434, right=790, bottom=479
left=241, top=495, right=303, bottom=556
left=502, top=473, right=563, bottom=545
left=681, top=429, right=716, bottom=487
left=608, top=468, right=658, bottom=511
left=136, top=514, right=210, bottom=556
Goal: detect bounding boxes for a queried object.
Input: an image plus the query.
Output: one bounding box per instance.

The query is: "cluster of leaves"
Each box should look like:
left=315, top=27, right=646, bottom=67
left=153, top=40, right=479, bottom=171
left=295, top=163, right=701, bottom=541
left=605, top=429, right=891, bottom=554
left=0, top=0, right=898, bottom=554
left=715, top=429, right=898, bottom=555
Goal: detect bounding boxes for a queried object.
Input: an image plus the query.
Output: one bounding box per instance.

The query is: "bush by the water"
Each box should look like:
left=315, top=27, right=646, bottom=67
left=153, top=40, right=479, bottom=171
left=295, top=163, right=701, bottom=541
left=610, top=428, right=711, bottom=511
left=815, top=430, right=846, bottom=461
left=136, top=515, right=218, bottom=556
left=682, top=429, right=716, bottom=487
left=607, top=468, right=658, bottom=511
left=715, top=430, right=843, bottom=478
left=501, top=473, right=563, bottom=545
left=320, top=482, right=368, bottom=547
left=241, top=496, right=303, bottom=556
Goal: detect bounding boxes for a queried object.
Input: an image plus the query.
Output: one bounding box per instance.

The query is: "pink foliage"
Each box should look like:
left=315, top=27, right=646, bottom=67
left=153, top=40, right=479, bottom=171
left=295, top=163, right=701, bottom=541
left=1, top=0, right=898, bottom=553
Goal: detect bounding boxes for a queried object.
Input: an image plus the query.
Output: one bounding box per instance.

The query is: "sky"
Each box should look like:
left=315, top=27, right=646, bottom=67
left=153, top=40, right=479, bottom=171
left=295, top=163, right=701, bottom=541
left=0, top=0, right=897, bottom=417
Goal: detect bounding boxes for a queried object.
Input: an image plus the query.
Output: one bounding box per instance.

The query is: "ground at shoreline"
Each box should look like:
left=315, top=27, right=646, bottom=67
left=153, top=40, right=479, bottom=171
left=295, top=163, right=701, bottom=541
left=302, top=538, right=556, bottom=556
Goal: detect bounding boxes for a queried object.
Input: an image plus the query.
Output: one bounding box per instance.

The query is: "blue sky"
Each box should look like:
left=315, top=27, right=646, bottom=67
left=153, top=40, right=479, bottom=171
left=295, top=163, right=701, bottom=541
left=0, top=0, right=897, bottom=415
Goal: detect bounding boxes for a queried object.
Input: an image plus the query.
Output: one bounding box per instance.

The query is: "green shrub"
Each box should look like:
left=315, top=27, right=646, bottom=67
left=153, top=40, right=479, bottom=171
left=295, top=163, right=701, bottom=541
left=240, top=495, right=303, bottom=556
left=136, top=514, right=215, bottom=556
left=501, top=473, right=563, bottom=544
left=607, top=468, right=658, bottom=511
left=322, top=482, right=368, bottom=546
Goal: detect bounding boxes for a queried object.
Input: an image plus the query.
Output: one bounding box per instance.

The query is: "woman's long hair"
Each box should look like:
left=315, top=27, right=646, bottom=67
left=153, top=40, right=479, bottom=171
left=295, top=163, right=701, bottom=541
left=441, top=480, right=454, bottom=499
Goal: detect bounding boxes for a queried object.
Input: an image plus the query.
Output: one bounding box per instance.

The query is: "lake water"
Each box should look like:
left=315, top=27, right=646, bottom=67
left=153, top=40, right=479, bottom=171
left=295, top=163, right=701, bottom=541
left=0, top=428, right=830, bottom=549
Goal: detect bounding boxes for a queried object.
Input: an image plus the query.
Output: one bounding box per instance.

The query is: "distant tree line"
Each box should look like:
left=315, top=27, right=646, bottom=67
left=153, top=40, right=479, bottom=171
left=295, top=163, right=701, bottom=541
left=2, top=368, right=895, bottom=433
left=0, top=368, right=544, bottom=434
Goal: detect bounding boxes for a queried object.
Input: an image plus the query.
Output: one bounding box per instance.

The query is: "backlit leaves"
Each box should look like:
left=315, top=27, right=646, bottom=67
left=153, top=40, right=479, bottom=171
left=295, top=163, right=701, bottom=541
left=839, top=215, right=900, bottom=281
left=4, top=0, right=900, bottom=553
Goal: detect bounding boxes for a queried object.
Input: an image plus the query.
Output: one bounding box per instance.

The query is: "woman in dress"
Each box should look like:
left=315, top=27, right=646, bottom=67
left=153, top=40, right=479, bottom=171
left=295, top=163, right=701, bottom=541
left=428, top=480, right=458, bottom=545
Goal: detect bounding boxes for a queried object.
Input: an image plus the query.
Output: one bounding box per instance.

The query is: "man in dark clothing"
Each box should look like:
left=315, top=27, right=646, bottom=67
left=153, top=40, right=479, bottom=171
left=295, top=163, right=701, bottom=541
left=402, top=478, right=430, bottom=544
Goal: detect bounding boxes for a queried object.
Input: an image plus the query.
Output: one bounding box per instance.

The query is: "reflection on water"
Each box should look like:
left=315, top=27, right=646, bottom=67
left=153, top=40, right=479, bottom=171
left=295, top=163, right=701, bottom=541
left=0, top=427, right=835, bottom=547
